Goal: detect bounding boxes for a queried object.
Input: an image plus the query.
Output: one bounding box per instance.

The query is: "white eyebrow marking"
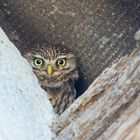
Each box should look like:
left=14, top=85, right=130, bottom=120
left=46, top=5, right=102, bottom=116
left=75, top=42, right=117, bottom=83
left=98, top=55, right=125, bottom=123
left=34, top=54, right=44, bottom=59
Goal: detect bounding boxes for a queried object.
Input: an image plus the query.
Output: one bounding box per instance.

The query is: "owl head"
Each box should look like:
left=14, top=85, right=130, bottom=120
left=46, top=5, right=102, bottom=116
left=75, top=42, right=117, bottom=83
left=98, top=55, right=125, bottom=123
left=23, top=43, right=79, bottom=88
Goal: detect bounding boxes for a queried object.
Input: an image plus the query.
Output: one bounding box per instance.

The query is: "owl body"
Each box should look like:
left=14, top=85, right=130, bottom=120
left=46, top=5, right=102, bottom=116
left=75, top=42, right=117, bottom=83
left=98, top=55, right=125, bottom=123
left=23, top=43, right=78, bottom=114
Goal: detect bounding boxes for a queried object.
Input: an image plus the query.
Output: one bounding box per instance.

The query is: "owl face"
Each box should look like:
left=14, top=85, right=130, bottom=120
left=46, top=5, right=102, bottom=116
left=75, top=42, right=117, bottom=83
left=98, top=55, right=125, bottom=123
left=24, top=43, right=78, bottom=88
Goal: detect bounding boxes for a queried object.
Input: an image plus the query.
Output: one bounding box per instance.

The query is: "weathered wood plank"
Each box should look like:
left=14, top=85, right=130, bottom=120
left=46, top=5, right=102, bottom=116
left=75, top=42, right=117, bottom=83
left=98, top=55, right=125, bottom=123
left=53, top=46, right=140, bottom=140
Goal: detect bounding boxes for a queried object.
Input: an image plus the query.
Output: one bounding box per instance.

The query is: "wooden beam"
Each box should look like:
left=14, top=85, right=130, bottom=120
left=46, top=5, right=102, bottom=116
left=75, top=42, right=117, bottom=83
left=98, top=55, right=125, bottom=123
left=53, top=46, right=140, bottom=140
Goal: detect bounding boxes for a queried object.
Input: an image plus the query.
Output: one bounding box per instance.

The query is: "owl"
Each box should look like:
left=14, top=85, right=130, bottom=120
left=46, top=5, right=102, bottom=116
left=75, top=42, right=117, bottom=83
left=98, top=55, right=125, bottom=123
left=23, top=43, right=79, bottom=115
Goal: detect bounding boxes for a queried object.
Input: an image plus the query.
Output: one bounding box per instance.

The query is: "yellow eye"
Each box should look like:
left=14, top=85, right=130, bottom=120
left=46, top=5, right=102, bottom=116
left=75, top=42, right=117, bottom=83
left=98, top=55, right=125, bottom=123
left=34, top=58, right=44, bottom=67
left=57, top=58, right=66, bottom=67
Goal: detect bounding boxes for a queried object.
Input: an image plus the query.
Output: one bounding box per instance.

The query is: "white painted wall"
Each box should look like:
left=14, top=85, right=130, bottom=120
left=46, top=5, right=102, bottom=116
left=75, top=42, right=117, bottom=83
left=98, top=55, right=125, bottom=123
left=0, top=28, right=55, bottom=140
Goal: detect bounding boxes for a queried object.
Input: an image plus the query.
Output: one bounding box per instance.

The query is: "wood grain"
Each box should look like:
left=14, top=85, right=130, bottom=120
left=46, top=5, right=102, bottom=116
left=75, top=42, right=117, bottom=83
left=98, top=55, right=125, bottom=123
left=53, top=47, right=140, bottom=140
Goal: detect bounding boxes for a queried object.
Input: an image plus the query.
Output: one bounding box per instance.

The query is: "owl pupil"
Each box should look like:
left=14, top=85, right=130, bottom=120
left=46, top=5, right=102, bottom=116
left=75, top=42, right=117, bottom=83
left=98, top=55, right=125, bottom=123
left=57, top=59, right=66, bottom=67
left=37, top=59, right=41, bottom=64
left=59, top=60, right=63, bottom=64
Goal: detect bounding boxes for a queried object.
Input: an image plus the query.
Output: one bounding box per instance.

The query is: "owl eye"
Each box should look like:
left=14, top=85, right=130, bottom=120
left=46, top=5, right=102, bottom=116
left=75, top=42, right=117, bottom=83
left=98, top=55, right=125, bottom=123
left=57, top=58, right=66, bottom=67
left=33, top=58, right=44, bottom=67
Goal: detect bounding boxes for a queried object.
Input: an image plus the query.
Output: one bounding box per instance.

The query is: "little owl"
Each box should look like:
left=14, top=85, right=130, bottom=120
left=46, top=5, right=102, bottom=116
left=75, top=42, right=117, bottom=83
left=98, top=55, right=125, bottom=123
left=23, top=43, right=79, bottom=115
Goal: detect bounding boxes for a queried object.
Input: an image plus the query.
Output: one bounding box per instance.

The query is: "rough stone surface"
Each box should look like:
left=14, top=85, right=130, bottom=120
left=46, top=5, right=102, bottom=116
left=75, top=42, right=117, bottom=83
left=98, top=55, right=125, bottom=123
left=0, top=0, right=139, bottom=95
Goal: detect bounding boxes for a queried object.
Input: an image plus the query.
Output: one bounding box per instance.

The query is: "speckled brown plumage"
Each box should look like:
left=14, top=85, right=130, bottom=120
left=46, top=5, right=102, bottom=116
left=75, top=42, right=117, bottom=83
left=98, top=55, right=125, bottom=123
left=45, top=79, right=76, bottom=114
left=23, top=43, right=79, bottom=115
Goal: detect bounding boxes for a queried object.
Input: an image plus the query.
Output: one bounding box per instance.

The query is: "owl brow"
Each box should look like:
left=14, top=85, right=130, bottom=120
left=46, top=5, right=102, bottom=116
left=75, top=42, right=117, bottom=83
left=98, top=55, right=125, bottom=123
left=47, top=49, right=51, bottom=60
left=51, top=48, right=56, bottom=60
left=35, top=49, right=44, bottom=57
left=56, top=55, right=67, bottom=59
left=50, top=51, right=54, bottom=60
left=68, top=54, right=76, bottom=58
left=53, top=48, right=57, bottom=59
left=39, top=47, right=47, bottom=59
left=42, top=50, right=47, bottom=58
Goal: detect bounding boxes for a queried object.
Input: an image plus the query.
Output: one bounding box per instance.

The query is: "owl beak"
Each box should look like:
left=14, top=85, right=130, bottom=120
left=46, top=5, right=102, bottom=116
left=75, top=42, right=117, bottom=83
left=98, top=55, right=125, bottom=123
left=47, top=65, right=54, bottom=76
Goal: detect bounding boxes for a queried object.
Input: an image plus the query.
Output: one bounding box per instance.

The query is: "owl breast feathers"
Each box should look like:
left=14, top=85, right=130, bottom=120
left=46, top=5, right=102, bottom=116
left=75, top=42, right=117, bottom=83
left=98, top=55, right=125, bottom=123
left=23, top=43, right=79, bottom=115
